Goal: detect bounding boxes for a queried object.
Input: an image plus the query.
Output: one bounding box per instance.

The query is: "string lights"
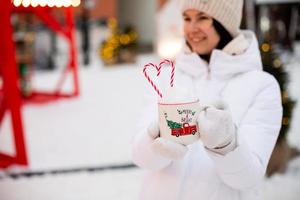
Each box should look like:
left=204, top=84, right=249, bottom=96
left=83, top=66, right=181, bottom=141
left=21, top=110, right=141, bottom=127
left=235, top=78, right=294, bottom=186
left=100, top=18, right=138, bottom=65
left=12, top=0, right=81, bottom=7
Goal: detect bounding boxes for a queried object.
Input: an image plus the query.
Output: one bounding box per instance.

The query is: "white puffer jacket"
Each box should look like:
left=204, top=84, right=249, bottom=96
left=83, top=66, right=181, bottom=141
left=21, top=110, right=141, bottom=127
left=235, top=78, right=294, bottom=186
left=132, top=31, right=282, bottom=200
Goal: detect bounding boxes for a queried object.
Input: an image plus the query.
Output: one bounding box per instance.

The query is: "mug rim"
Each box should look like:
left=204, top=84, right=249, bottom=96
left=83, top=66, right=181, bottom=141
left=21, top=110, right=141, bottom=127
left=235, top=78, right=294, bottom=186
left=158, top=99, right=199, bottom=106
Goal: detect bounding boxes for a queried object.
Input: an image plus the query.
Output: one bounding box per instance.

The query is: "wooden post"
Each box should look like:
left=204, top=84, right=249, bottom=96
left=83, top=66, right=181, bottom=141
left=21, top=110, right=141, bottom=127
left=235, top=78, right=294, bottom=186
left=244, top=0, right=256, bottom=32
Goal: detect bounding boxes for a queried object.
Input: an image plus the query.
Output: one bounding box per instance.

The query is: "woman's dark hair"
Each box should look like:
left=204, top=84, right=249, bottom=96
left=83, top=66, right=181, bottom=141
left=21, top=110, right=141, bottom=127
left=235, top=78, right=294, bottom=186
left=213, top=19, right=233, bottom=50
left=197, top=19, right=233, bottom=62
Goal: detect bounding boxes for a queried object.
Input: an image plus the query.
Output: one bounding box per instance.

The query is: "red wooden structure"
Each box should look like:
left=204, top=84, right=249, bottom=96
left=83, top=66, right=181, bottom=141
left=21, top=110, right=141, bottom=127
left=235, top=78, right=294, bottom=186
left=13, top=6, right=80, bottom=103
left=0, top=1, right=79, bottom=168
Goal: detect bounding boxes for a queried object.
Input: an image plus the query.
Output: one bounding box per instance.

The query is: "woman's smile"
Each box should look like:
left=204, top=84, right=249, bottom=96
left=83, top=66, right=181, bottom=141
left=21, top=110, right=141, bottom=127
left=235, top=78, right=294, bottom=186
left=183, top=9, right=220, bottom=55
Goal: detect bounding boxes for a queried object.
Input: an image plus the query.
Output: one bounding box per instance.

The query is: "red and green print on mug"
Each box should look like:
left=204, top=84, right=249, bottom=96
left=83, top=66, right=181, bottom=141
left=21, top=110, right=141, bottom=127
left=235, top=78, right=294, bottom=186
left=158, top=100, right=201, bottom=145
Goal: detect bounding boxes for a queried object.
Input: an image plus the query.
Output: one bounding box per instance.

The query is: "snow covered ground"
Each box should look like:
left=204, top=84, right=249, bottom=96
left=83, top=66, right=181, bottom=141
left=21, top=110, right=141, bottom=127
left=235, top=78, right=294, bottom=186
left=0, top=38, right=300, bottom=199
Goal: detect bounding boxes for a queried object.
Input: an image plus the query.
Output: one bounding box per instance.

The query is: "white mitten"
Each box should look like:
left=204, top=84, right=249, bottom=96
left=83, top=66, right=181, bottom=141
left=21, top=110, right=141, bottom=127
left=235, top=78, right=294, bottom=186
left=197, top=100, right=237, bottom=155
left=147, top=121, right=188, bottom=160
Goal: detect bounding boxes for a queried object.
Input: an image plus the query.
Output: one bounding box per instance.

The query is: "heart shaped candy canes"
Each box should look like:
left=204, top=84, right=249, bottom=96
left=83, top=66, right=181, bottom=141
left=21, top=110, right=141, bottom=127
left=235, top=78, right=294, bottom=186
left=143, top=59, right=175, bottom=98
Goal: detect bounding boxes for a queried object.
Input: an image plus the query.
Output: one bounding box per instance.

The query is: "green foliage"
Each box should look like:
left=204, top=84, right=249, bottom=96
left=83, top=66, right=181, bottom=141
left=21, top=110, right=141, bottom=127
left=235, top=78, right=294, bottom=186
left=260, top=41, right=296, bottom=142
left=166, top=120, right=182, bottom=129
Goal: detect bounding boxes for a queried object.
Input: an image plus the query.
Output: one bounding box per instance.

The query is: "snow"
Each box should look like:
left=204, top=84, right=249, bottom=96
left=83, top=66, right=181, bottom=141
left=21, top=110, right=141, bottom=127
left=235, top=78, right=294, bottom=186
left=263, top=157, right=300, bottom=200
left=1, top=54, right=160, bottom=171
left=0, top=169, right=141, bottom=200
left=0, top=31, right=300, bottom=199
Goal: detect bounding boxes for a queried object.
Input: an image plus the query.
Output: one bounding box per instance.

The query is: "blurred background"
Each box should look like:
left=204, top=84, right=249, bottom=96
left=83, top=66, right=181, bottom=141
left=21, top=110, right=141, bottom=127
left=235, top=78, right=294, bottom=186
left=0, top=0, right=299, bottom=199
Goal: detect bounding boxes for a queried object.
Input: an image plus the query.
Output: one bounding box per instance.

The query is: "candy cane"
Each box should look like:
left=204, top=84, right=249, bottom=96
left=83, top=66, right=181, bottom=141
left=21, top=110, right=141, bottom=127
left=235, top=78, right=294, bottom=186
left=143, top=63, right=163, bottom=98
left=159, top=59, right=175, bottom=87
left=143, top=59, right=175, bottom=98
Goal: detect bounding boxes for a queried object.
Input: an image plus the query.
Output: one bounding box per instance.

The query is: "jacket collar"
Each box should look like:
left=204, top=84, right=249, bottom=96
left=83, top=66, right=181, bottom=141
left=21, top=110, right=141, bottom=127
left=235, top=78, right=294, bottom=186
left=175, top=31, right=263, bottom=80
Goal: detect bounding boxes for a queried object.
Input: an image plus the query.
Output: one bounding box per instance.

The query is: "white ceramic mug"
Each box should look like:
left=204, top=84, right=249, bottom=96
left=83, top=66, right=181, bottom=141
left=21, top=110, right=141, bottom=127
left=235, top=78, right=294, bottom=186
left=158, top=100, right=201, bottom=145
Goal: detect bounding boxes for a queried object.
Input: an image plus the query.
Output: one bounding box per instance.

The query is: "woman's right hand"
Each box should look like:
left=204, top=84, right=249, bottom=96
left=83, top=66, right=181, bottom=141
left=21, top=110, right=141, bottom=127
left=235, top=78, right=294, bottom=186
left=148, top=121, right=188, bottom=160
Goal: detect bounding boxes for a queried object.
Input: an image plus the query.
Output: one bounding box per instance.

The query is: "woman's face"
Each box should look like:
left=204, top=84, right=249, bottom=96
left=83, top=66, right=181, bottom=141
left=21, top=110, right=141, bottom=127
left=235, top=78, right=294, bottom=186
left=183, top=9, right=220, bottom=55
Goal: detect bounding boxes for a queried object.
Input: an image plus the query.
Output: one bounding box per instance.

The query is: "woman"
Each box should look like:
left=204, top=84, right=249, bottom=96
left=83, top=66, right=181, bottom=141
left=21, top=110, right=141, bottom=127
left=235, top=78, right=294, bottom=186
left=132, top=0, right=282, bottom=199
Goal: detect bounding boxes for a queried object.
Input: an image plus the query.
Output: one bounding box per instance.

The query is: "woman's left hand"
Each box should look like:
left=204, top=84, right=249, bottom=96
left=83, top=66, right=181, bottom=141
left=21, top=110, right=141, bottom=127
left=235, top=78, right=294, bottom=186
left=197, top=100, right=237, bottom=155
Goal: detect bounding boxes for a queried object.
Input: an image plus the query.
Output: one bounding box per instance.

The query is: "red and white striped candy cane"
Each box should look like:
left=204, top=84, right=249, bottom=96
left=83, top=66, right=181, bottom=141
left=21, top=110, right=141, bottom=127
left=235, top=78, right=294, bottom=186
left=143, top=63, right=163, bottom=98
left=159, top=59, right=175, bottom=87
left=143, top=59, right=175, bottom=98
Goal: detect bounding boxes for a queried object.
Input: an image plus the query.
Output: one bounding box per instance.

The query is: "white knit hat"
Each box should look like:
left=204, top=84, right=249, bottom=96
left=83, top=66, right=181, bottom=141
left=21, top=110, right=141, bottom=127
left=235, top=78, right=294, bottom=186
left=180, top=0, right=244, bottom=37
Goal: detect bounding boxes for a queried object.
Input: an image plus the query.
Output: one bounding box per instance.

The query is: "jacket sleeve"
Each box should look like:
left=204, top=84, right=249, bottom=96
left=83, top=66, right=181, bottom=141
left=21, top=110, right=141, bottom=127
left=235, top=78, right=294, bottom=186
left=207, top=76, right=283, bottom=190
left=131, top=89, right=172, bottom=170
